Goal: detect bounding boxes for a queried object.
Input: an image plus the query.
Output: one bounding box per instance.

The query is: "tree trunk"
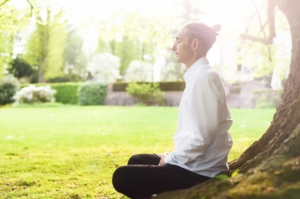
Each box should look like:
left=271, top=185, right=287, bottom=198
left=156, top=1, right=300, bottom=198
left=229, top=0, right=300, bottom=172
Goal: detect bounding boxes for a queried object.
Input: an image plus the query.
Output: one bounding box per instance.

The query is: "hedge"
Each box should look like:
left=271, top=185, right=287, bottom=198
left=51, top=83, right=79, bottom=104
left=113, top=81, right=186, bottom=92
left=78, top=82, right=107, bottom=105
left=21, top=82, right=80, bottom=104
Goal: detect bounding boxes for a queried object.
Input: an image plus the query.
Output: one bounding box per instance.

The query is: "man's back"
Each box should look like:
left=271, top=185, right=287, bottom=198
left=164, top=57, right=233, bottom=177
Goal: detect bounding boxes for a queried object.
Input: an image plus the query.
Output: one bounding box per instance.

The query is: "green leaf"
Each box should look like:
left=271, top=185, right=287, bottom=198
left=232, top=169, right=239, bottom=178
left=215, top=174, right=229, bottom=180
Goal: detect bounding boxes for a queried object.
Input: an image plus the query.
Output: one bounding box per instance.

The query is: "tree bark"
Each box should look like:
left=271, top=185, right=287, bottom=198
left=156, top=0, right=300, bottom=198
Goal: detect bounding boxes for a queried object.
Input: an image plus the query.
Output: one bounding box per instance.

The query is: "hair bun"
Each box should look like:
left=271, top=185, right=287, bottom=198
left=212, top=24, right=221, bottom=32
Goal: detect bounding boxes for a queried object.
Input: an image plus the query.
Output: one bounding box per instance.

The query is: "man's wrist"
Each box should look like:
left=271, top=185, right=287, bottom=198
left=164, top=153, right=172, bottom=164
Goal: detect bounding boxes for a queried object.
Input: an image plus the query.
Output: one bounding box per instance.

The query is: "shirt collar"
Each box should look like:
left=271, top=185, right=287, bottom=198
left=183, top=57, right=210, bottom=80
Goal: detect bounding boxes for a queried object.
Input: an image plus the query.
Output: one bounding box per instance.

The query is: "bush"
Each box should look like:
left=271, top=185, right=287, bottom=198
left=255, top=102, right=276, bottom=109
left=0, top=75, right=20, bottom=105
left=51, top=83, right=79, bottom=104
left=126, top=82, right=164, bottom=105
left=254, top=89, right=283, bottom=108
left=21, top=83, right=80, bottom=104
left=13, top=85, right=56, bottom=105
left=113, top=81, right=185, bottom=92
left=78, top=82, right=108, bottom=105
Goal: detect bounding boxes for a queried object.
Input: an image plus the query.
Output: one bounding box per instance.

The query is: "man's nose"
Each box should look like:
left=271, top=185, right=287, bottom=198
left=172, top=43, right=176, bottom=51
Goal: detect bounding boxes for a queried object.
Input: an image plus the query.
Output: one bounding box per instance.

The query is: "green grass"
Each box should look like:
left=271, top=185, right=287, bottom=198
left=0, top=106, right=275, bottom=198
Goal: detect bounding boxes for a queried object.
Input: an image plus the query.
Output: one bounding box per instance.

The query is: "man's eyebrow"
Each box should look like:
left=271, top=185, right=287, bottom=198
left=176, top=36, right=180, bottom=40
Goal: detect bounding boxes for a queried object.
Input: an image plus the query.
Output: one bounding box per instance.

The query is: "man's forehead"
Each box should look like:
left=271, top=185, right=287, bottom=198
left=176, top=28, right=188, bottom=39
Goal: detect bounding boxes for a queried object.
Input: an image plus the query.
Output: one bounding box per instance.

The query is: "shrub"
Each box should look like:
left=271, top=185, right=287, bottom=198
left=51, top=83, right=79, bottom=104
left=255, top=102, right=276, bottom=109
left=13, top=85, right=56, bottom=105
left=0, top=75, right=20, bottom=105
left=254, top=89, right=283, bottom=108
left=78, top=82, right=108, bottom=105
left=126, top=82, right=164, bottom=105
left=113, top=81, right=185, bottom=92
left=21, top=83, right=80, bottom=104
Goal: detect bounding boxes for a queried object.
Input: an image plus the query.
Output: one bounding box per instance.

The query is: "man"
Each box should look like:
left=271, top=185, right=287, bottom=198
left=112, top=22, right=233, bottom=199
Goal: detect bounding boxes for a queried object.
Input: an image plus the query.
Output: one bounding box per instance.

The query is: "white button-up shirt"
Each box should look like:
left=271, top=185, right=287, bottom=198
left=164, top=57, right=233, bottom=178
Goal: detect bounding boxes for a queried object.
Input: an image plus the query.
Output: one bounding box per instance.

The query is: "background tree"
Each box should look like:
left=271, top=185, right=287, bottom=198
left=23, top=7, right=67, bottom=82
left=0, top=32, right=13, bottom=78
left=8, top=57, right=38, bottom=83
left=0, top=0, right=31, bottom=78
left=96, top=10, right=158, bottom=76
left=62, top=27, right=87, bottom=82
left=236, top=0, right=291, bottom=86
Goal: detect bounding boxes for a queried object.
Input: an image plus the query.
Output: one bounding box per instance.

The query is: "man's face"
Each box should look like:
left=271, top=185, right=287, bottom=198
left=172, top=28, right=193, bottom=64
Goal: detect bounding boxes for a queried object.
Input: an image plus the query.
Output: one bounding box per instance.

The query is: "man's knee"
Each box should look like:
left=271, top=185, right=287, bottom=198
left=127, top=154, right=141, bottom=165
left=112, top=166, right=128, bottom=193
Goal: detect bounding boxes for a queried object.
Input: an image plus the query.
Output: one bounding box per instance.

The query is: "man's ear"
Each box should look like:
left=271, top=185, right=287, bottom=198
left=191, top=39, right=200, bottom=51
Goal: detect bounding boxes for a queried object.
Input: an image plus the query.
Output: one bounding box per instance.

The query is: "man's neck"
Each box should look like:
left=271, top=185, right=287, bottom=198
left=185, top=54, right=206, bottom=69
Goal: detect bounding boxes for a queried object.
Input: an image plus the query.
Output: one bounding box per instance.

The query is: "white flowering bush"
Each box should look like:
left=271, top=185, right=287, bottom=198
left=87, top=52, right=121, bottom=83
left=160, top=61, right=185, bottom=81
left=13, top=85, right=56, bottom=105
left=124, top=60, right=153, bottom=82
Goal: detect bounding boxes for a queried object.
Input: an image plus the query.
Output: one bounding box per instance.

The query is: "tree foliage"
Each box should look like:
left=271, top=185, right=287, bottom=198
left=0, top=32, right=13, bottom=78
left=23, top=8, right=67, bottom=82
left=8, top=57, right=38, bottom=82
left=64, top=27, right=87, bottom=79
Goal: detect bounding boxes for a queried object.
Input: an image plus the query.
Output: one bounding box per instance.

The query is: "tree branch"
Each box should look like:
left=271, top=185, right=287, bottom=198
left=1, top=0, right=33, bottom=15
left=252, top=0, right=267, bottom=39
left=241, top=0, right=276, bottom=44
left=267, top=0, right=276, bottom=40
left=26, top=0, right=33, bottom=16
left=0, top=0, right=9, bottom=7
left=241, top=0, right=277, bottom=62
left=245, top=12, right=257, bottom=35
left=267, top=45, right=272, bottom=62
left=240, top=34, right=273, bottom=44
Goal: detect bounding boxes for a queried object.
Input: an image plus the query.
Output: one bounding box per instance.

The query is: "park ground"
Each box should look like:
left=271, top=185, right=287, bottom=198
left=0, top=106, right=275, bottom=198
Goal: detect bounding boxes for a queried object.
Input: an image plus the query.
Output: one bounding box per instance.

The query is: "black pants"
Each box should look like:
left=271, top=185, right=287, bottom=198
left=112, top=154, right=211, bottom=199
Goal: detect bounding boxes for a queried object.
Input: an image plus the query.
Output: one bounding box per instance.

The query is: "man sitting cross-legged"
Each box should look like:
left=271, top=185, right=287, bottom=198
left=112, top=22, right=233, bottom=199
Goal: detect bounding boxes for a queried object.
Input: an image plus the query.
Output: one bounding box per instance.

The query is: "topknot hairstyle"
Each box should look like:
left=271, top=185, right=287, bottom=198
left=184, top=22, right=221, bottom=54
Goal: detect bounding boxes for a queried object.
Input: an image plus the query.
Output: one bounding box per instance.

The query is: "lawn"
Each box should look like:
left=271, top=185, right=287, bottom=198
left=0, top=106, right=275, bottom=199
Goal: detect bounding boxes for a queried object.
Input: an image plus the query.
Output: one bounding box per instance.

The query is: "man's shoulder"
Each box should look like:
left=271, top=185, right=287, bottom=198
left=193, top=66, right=220, bottom=82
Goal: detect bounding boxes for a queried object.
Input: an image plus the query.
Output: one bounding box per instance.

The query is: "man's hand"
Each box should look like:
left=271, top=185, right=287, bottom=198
left=158, top=152, right=169, bottom=158
left=158, top=154, right=168, bottom=166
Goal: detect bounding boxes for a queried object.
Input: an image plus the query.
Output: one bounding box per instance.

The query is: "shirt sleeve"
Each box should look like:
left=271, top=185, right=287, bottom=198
left=164, top=72, right=221, bottom=165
